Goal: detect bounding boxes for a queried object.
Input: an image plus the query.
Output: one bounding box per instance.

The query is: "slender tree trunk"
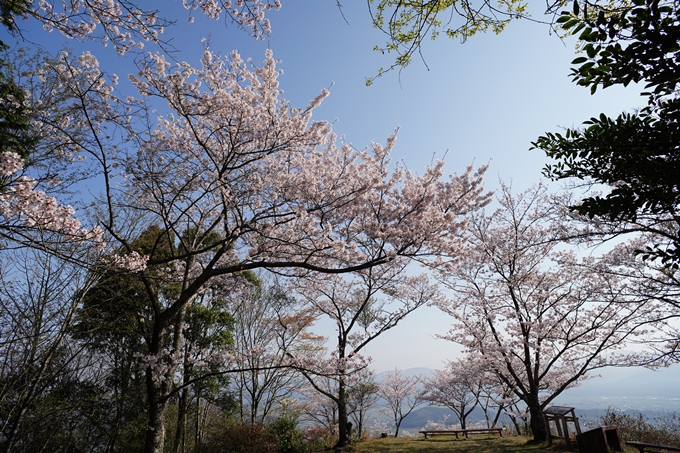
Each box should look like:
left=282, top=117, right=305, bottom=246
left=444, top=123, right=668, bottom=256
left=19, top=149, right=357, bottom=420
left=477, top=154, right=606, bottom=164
left=491, top=403, right=504, bottom=428
left=194, top=392, right=202, bottom=453
left=461, top=402, right=478, bottom=430
left=173, top=387, right=189, bottom=453
left=357, top=411, right=364, bottom=439
left=2, top=344, right=63, bottom=453
left=394, top=418, right=402, bottom=438
left=250, top=370, right=259, bottom=425
left=173, top=345, right=192, bottom=453
left=483, top=405, right=491, bottom=428
left=2, top=403, right=28, bottom=453
left=336, top=377, right=349, bottom=448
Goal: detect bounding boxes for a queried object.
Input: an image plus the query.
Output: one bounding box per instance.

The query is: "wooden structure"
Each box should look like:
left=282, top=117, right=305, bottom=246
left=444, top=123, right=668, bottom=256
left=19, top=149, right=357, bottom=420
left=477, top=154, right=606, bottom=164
left=543, top=406, right=582, bottom=448
left=576, top=426, right=623, bottom=453
left=626, top=441, right=680, bottom=452
left=418, top=428, right=503, bottom=439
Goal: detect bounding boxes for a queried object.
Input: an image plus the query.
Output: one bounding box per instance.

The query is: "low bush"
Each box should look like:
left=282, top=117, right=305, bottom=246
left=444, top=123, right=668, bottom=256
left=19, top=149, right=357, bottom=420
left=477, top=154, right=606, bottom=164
left=596, top=408, right=680, bottom=446
left=269, top=415, right=308, bottom=453
left=202, top=417, right=332, bottom=453
left=201, top=420, right=277, bottom=453
left=302, top=424, right=337, bottom=450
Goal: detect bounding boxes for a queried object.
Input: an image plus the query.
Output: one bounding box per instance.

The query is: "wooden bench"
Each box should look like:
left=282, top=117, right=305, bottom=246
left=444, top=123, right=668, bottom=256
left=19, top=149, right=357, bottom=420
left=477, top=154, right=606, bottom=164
left=626, top=441, right=680, bottom=453
left=419, top=428, right=503, bottom=439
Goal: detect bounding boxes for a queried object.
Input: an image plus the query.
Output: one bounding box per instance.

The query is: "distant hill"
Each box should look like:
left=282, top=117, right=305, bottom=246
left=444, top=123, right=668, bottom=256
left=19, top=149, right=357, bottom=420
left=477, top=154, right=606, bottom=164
left=364, top=364, right=680, bottom=435
left=553, top=364, right=680, bottom=410
left=374, top=367, right=434, bottom=381
left=392, top=406, right=677, bottom=432
left=374, top=365, right=680, bottom=410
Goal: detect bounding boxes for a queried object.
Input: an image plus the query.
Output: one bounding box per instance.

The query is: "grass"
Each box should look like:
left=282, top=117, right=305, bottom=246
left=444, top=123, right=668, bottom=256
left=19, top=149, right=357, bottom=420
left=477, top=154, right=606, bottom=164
left=349, top=434, right=559, bottom=453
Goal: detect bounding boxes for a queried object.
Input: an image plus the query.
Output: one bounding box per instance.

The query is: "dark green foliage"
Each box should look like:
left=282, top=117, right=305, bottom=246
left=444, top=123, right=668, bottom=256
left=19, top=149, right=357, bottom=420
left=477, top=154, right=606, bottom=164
left=0, top=53, right=38, bottom=161
left=0, top=0, right=29, bottom=30
left=533, top=0, right=680, bottom=269
left=0, top=0, right=30, bottom=47
left=269, top=416, right=307, bottom=453
left=561, top=0, right=680, bottom=97
left=68, top=225, right=178, bottom=452
left=0, top=346, right=113, bottom=453
left=74, top=225, right=176, bottom=345
left=538, top=110, right=679, bottom=222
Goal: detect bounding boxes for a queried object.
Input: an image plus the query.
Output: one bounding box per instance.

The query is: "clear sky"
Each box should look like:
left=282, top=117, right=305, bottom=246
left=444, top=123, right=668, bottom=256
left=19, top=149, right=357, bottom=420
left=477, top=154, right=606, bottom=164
left=3, top=1, right=647, bottom=372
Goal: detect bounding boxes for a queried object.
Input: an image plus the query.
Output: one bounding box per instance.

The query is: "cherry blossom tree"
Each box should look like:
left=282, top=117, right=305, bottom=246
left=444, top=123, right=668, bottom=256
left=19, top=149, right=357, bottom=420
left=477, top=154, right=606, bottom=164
left=0, top=148, right=105, bottom=253
left=299, top=376, right=340, bottom=438
left=475, top=366, right=516, bottom=429
left=1, top=0, right=280, bottom=255
left=2, top=44, right=489, bottom=452
left=424, top=356, right=517, bottom=430
left=435, top=183, right=663, bottom=441
left=378, top=368, right=426, bottom=438
left=584, top=237, right=680, bottom=366
left=2, top=0, right=280, bottom=54
left=1, top=1, right=492, bottom=447
left=422, top=359, right=482, bottom=430
left=347, top=368, right=379, bottom=438
left=291, top=267, right=442, bottom=447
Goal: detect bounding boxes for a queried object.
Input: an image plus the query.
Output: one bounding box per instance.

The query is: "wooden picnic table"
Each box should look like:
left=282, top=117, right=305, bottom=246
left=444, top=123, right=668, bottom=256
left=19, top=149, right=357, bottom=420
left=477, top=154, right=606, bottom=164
left=419, top=428, right=503, bottom=439
left=626, top=441, right=680, bottom=453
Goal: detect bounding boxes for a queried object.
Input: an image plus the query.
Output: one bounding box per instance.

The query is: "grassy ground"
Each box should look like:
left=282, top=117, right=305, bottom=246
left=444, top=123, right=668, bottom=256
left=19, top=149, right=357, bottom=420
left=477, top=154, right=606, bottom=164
left=349, top=434, right=560, bottom=453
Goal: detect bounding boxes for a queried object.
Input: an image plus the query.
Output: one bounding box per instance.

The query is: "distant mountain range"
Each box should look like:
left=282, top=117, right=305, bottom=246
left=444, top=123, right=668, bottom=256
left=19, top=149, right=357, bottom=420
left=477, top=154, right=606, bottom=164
left=369, top=364, right=680, bottom=432
left=553, top=365, right=680, bottom=410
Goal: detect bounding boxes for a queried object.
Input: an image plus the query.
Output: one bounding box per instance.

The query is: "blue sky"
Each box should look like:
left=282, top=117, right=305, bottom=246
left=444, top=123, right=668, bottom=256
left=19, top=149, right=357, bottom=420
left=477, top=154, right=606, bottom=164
left=3, top=1, right=648, bottom=372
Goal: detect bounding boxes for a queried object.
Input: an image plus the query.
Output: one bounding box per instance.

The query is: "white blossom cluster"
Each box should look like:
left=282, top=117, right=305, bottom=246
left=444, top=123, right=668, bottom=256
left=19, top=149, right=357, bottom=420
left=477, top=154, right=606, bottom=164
left=101, top=250, right=149, bottom=272
left=0, top=151, right=105, bottom=248
left=26, top=0, right=280, bottom=54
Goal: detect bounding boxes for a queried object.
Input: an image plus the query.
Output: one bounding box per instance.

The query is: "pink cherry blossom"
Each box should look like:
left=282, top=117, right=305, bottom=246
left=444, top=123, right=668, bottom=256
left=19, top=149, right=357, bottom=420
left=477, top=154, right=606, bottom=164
left=9, top=45, right=490, bottom=453
left=434, top=183, right=665, bottom=441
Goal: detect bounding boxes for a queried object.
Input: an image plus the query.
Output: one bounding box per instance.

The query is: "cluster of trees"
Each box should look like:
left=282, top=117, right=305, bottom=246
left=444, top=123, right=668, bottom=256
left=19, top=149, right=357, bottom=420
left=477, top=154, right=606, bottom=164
left=1, top=0, right=678, bottom=451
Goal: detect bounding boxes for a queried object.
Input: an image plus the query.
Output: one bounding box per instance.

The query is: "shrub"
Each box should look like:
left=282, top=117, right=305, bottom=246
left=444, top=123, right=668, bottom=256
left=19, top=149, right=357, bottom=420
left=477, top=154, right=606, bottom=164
left=302, top=424, right=337, bottom=450
left=201, top=420, right=277, bottom=453
left=269, top=415, right=307, bottom=453
left=596, top=408, right=680, bottom=446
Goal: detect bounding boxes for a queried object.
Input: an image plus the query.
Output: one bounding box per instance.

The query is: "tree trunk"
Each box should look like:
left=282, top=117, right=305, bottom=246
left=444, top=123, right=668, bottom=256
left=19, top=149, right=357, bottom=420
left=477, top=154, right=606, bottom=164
left=394, top=419, right=402, bottom=438
left=356, top=411, right=364, bottom=439
left=527, top=395, right=547, bottom=441
left=173, top=386, right=188, bottom=453
left=491, top=404, right=504, bottom=428
left=144, top=388, right=169, bottom=453
left=173, top=345, right=192, bottom=453
left=144, top=303, right=188, bottom=453
left=336, top=378, right=349, bottom=448
left=194, top=392, right=202, bottom=453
